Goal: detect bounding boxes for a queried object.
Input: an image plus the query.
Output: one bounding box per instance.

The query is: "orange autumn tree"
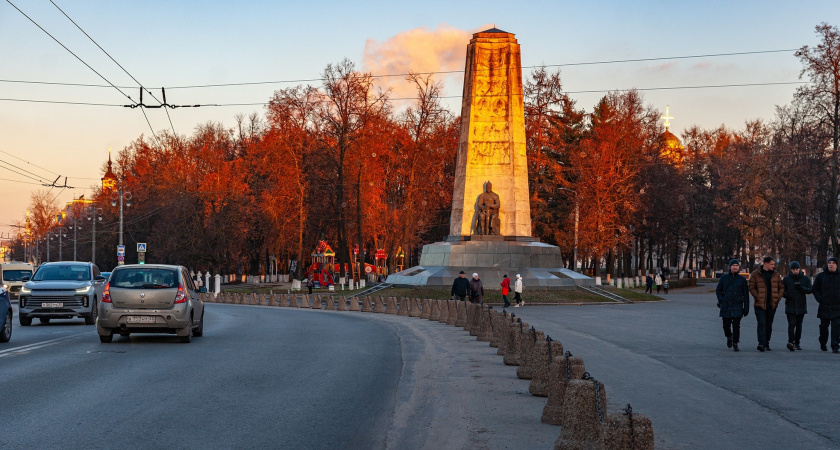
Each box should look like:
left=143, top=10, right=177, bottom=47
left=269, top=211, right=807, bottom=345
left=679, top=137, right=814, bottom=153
left=571, top=90, right=659, bottom=276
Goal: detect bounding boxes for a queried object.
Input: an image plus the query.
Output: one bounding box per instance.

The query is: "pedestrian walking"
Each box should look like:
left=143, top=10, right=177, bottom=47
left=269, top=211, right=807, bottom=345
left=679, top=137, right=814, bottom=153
left=469, top=273, right=484, bottom=305
left=655, top=273, right=663, bottom=294
left=307, top=278, right=314, bottom=294
left=645, top=274, right=653, bottom=294
left=749, top=256, right=785, bottom=352
left=513, top=274, right=524, bottom=307
left=782, top=261, right=812, bottom=351
left=450, top=271, right=470, bottom=301
left=812, top=257, right=840, bottom=353
left=663, top=279, right=669, bottom=294
left=500, top=274, right=511, bottom=308
left=716, top=259, right=749, bottom=352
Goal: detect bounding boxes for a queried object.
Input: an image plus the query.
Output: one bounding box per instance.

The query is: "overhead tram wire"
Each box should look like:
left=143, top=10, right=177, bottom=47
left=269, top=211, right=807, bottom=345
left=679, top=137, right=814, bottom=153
left=4, top=0, right=163, bottom=149
left=48, top=0, right=177, bottom=137
left=0, top=149, right=59, bottom=176
left=0, top=48, right=800, bottom=91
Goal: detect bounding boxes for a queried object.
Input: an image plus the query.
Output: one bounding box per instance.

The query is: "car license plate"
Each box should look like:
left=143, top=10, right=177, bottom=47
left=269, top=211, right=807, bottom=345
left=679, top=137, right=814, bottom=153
left=42, top=302, right=63, bottom=308
left=126, top=316, right=155, bottom=324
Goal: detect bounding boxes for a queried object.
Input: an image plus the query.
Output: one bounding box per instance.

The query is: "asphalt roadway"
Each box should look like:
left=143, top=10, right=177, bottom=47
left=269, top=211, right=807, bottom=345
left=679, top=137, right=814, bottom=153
left=2, top=284, right=838, bottom=449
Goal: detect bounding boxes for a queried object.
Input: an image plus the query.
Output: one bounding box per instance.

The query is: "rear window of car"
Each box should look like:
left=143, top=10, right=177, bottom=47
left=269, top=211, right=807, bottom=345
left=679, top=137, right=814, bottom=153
left=32, top=265, right=90, bottom=281
left=2, top=269, right=33, bottom=281
left=111, top=268, right=178, bottom=289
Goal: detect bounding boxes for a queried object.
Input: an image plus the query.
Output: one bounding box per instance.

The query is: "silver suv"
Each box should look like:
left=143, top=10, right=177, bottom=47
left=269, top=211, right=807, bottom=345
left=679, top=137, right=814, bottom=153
left=97, top=264, right=205, bottom=343
left=18, top=261, right=106, bottom=326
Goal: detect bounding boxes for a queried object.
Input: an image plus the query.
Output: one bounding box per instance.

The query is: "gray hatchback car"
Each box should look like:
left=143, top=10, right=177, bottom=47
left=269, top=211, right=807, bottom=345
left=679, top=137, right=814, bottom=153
left=97, top=264, right=205, bottom=343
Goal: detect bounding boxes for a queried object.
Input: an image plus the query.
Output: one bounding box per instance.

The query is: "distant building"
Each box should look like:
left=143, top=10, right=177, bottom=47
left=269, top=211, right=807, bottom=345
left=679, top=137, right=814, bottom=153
left=101, top=152, right=117, bottom=191
left=658, top=106, right=685, bottom=167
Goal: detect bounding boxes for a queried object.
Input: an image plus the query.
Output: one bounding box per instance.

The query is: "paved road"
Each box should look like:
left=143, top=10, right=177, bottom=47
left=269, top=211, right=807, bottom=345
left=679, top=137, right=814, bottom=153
left=510, top=282, right=840, bottom=449
left=0, top=303, right=563, bottom=449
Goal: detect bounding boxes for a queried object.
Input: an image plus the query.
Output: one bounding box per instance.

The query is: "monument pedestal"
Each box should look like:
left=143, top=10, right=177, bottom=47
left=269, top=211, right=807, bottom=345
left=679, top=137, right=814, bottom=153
left=386, top=237, right=593, bottom=289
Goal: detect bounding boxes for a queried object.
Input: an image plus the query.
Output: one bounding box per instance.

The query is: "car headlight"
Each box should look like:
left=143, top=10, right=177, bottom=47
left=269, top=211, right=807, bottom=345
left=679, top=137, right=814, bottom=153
left=76, top=285, right=93, bottom=293
left=21, top=286, right=31, bottom=294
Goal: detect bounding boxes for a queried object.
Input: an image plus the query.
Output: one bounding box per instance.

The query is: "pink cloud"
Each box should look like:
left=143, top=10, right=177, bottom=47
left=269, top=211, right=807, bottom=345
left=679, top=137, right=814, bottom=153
left=363, top=24, right=490, bottom=101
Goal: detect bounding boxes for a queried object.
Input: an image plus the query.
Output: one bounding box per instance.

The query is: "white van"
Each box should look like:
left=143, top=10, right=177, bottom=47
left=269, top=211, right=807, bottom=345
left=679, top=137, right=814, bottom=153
left=1, top=262, right=34, bottom=300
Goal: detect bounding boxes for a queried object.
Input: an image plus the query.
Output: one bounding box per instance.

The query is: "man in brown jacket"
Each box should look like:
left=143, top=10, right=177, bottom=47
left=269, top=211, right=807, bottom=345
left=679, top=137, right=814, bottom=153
left=749, top=256, right=785, bottom=352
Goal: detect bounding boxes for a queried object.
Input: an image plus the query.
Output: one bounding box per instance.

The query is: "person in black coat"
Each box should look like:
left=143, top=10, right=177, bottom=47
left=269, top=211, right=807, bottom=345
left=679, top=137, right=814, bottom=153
left=782, top=261, right=812, bottom=351
left=716, top=259, right=750, bottom=352
left=812, top=257, right=840, bottom=353
left=450, top=271, right=470, bottom=301
left=644, top=274, right=653, bottom=294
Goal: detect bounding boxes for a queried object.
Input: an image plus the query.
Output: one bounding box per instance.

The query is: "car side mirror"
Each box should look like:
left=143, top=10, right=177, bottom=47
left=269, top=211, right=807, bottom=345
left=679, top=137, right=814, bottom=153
left=95, top=275, right=107, bottom=281
left=199, top=286, right=207, bottom=293
left=22, top=276, right=30, bottom=282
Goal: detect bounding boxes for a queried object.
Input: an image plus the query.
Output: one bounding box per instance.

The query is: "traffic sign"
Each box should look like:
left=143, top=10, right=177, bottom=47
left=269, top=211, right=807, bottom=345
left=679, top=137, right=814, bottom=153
left=117, top=245, right=126, bottom=256
left=137, top=243, right=147, bottom=252
left=117, top=255, right=125, bottom=262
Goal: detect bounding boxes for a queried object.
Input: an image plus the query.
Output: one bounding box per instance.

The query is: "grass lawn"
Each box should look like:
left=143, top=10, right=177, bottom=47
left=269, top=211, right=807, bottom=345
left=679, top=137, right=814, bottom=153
left=222, top=284, right=664, bottom=304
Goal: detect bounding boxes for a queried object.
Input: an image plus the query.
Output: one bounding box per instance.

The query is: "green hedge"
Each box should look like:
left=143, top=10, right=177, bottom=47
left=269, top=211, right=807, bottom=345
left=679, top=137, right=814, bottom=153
left=665, top=278, right=697, bottom=289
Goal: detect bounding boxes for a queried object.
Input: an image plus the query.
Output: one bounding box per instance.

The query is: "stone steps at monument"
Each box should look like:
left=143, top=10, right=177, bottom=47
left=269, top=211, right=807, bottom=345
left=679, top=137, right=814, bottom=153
left=577, top=286, right=633, bottom=304
left=353, top=283, right=392, bottom=298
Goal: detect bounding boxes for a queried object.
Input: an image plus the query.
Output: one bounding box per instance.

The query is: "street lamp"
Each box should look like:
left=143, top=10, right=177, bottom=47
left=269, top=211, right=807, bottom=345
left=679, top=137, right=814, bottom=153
left=86, top=206, right=103, bottom=264
left=111, top=188, right=131, bottom=265
left=66, top=216, right=82, bottom=261
left=52, top=225, right=67, bottom=261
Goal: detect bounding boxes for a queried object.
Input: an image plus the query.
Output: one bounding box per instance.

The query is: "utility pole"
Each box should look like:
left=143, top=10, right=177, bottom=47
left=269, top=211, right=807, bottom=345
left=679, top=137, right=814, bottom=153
left=87, top=206, right=103, bottom=265
left=111, top=187, right=131, bottom=265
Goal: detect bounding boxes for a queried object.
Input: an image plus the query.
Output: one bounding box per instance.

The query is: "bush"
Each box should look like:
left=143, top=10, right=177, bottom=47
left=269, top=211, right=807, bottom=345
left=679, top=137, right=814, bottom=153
left=667, top=278, right=697, bottom=289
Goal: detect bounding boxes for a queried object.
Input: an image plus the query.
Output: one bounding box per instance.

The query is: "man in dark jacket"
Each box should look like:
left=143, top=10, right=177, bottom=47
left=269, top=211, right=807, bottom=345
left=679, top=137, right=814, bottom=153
left=469, top=273, right=484, bottom=305
left=782, top=261, right=812, bottom=351
left=645, top=274, right=653, bottom=294
left=451, top=271, right=470, bottom=301
left=812, top=257, right=840, bottom=353
left=749, top=256, right=785, bottom=352
left=716, top=259, right=750, bottom=352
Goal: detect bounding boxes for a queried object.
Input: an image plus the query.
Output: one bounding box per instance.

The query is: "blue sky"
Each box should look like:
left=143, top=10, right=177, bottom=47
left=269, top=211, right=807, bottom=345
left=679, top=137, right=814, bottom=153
left=1, top=0, right=837, bottom=232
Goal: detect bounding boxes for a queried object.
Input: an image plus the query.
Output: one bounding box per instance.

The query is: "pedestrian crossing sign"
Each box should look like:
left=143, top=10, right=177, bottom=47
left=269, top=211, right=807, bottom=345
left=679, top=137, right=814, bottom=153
left=137, top=243, right=147, bottom=252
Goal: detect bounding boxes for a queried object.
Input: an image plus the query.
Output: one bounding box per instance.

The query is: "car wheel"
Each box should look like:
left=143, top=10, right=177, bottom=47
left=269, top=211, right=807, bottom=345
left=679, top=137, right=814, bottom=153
left=85, top=299, right=98, bottom=325
left=179, top=316, right=193, bottom=343
left=193, top=310, right=204, bottom=337
left=0, top=311, right=11, bottom=343
left=19, top=315, right=32, bottom=326
left=39, top=317, right=51, bottom=324
left=99, top=332, right=113, bottom=343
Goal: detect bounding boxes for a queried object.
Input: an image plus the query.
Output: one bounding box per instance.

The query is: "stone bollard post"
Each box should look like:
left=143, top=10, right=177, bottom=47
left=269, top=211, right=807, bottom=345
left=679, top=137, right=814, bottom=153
left=398, top=297, right=410, bottom=316
left=529, top=336, right=564, bottom=397
left=429, top=299, right=441, bottom=321
left=268, top=293, right=278, bottom=306
left=516, top=326, right=545, bottom=379
left=445, top=300, right=456, bottom=325
left=385, top=297, right=398, bottom=315
left=435, top=300, right=447, bottom=323
left=463, top=302, right=475, bottom=332
left=361, top=296, right=373, bottom=312
left=503, top=319, right=528, bottom=366
left=289, top=294, right=300, bottom=308
left=477, top=306, right=494, bottom=342
left=336, top=296, right=348, bottom=311
left=469, top=303, right=483, bottom=336
left=542, top=351, right=586, bottom=425
left=495, top=312, right=514, bottom=355
left=373, top=296, right=386, bottom=313
left=490, top=310, right=508, bottom=348
left=409, top=298, right=422, bottom=317
left=420, top=299, right=432, bottom=319
left=325, top=295, right=336, bottom=310
left=597, top=405, right=655, bottom=450
left=308, top=295, right=320, bottom=309
left=214, top=274, right=221, bottom=296
left=454, top=300, right=467, bottom=327
left=554, top=373, right=608, bottom=449
left=349, top=296, right=361, bottom=311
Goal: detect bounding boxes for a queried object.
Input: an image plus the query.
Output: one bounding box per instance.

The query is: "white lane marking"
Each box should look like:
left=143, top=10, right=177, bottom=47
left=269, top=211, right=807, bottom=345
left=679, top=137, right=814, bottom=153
left=0, top=334, right=85, bottom=358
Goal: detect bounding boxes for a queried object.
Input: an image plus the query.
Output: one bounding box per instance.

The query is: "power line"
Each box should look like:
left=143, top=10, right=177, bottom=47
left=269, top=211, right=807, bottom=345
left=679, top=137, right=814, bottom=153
left=48, top=0, right=177, bottom=137
left=0, top=48, right=799, bottom=91
left=0, top=159, right=49, bottom=183
left=0, top=149, right=60, bottom=176
left=4, top=0, right=166, bottom=146
left=0, top=177, right=44, bottom=186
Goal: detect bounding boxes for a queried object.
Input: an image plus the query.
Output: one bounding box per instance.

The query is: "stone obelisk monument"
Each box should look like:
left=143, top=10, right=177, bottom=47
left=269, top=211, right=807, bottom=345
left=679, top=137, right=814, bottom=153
left=387, top=28, right=592, bottom=289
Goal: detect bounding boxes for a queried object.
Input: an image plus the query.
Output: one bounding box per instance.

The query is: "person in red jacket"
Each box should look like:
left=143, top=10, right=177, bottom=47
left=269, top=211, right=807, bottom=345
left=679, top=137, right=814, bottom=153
left=500, top=274, right=511, bottom=308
